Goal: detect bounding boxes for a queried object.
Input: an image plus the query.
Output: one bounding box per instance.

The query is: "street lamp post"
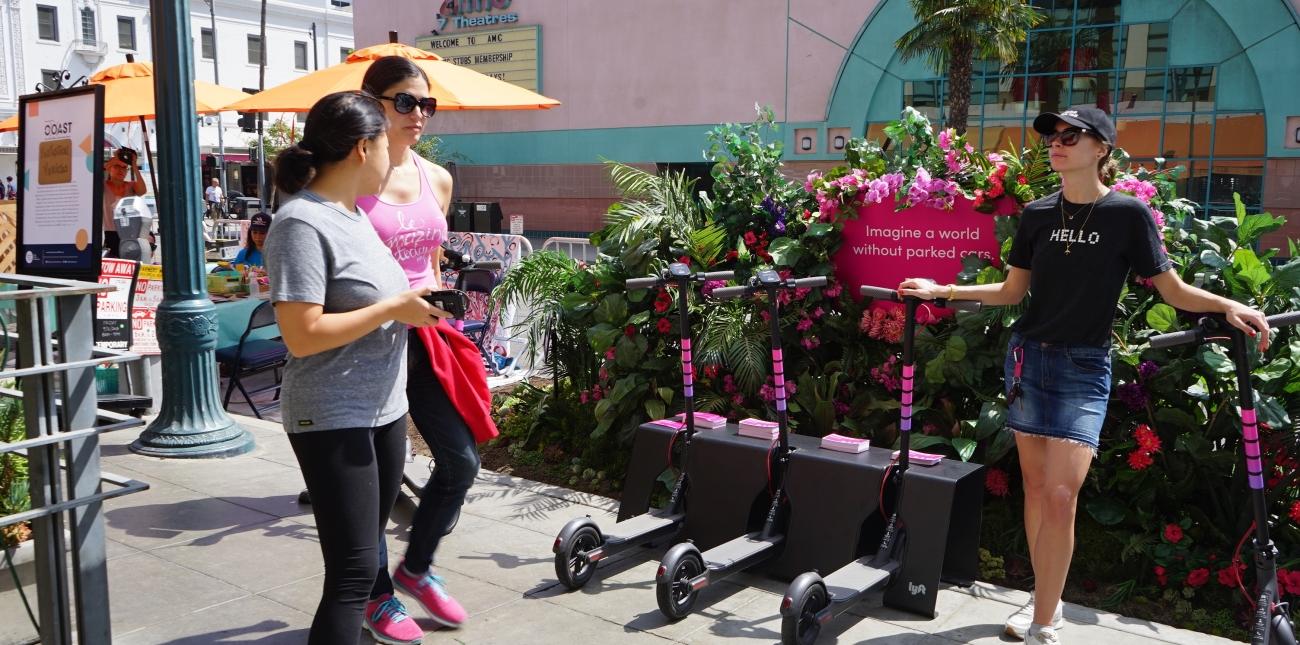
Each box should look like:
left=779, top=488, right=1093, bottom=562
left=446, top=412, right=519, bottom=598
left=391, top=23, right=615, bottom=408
left=132, top=0, right=253, bottom=458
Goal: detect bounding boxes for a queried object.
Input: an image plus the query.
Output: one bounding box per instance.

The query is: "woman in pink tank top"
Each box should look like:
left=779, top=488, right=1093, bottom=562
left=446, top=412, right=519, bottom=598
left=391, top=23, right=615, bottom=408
left=349, top=56, right=478, bottom=642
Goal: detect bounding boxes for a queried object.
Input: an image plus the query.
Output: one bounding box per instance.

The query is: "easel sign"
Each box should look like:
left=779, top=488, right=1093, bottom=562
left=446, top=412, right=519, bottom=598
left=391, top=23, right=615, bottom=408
left=16, top=84, right=105, bottom=282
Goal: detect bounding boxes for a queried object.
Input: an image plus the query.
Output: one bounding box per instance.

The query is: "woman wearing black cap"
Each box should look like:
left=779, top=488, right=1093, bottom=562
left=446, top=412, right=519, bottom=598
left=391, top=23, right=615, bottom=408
left=235, top=212, right=271, bottom=268
left=900, top=106, right=1270, bottom=645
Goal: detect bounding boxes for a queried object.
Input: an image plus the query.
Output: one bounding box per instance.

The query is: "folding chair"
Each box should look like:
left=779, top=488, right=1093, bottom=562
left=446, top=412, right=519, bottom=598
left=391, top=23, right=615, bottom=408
left=216, top=300, right=288, bottom=419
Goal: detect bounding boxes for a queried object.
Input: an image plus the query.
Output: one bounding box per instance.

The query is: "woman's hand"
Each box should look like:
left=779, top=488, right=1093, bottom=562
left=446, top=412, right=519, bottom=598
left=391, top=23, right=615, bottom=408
left=386, top=288, right=451, bottom=327
left=1224, top=301, right=1271, bottom=351
left=897, top=278, right=947, bottom=301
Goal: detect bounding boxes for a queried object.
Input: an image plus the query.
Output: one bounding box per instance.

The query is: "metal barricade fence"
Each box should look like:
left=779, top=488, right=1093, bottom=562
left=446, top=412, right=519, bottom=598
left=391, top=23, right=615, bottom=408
left=0, top=273, right=148, bottom=643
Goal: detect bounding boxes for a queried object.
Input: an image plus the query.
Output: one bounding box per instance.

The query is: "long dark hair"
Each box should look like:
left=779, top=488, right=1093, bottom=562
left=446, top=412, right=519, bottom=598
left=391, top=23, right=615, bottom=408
left=273, top=92, right=387, bottom=194
left=362, top=56, right=430, bottom=97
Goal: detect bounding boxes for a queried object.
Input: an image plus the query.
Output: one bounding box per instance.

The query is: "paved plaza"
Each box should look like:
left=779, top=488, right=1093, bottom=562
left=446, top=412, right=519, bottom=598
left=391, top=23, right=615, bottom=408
left=1, top=414, right=1240, bottom=644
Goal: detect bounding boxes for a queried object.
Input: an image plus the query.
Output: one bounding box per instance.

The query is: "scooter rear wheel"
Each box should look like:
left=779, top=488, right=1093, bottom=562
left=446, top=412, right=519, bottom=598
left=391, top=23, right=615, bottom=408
left=781, top=582, right=828, bottom=645
left=554, top=525, right=601, bottom=590
left=656, top=550, right=704, bottom=621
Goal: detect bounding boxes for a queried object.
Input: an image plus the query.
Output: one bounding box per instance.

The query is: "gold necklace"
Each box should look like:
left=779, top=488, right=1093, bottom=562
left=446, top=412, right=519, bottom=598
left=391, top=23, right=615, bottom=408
left=1060, top=193, right=1100, bottom=256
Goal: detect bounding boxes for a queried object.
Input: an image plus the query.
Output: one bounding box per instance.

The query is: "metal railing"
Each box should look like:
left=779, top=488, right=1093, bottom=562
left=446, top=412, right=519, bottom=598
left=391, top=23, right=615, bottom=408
left=540, top=236, right=598, bottom=263
left=0, top=273, right=148, bottom=644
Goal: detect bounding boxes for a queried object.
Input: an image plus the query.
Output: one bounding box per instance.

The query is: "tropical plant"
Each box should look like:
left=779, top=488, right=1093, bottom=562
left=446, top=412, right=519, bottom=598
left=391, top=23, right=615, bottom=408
left=413, top=134, right=466, bottom=165
left=0, top=393, right=29, bottom=547
left=895, top=0, right=1045, bottom=133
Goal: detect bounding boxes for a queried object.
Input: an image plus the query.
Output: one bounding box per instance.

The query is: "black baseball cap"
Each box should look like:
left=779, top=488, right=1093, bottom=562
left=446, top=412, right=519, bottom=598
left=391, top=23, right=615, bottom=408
left=249, top=212, right=272, bottom=230
left=1033, top=105, right=1116, bottom=147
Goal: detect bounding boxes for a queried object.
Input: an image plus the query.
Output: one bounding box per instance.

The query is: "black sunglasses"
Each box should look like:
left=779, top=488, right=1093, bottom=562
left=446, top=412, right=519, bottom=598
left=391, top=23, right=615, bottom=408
left=1042, top=127, right=1093, bottom=147
left=379, top=92, right=437, bottom=117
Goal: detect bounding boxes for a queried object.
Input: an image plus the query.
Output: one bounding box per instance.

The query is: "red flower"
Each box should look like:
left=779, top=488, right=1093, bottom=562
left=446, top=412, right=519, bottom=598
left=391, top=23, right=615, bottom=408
left=624, top=325, right=636, bottom=337
left=1017, top=175, right=1028, bottom=185
left=1186, top=568, right=1210, bottom=588
left=1281, top=570, right=1300, bottom=597
left=1127, top=449, right=1154, bottom=470
left=1154, top=565, right=1168, bottom=587
left=678, top=255, right=691, bottom=265
left=985, top=468, right=1011, bottom=497
left=1218, top=562, right=1246, bottom=587
left=743, top=231, right=757, bottom=245
left=702, top=364, right=719, bottom=379
left=1163, top=523, right=1184, bottom=544
left=656, top=317, right=673, bottom=334
left=987, top=182, right=1005, bottom=198
left=605, top=348, right=616, bottom=361
left=1290, top=500, right=1300, bottom=524
left=1134, top=425, right=1162, bottom=453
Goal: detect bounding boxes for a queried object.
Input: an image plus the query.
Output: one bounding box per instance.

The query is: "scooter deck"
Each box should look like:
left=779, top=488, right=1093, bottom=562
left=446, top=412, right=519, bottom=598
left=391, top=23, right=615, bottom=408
left=605, top=510, right=682, bottom=542
left=703, top=534, right=784, bottom=571
left=824, top=559, right=897, bottom=600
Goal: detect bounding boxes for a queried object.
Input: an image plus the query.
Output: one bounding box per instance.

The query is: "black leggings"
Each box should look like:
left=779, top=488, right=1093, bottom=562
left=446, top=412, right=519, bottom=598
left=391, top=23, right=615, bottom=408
left=289, top=419, right=405, bottom=645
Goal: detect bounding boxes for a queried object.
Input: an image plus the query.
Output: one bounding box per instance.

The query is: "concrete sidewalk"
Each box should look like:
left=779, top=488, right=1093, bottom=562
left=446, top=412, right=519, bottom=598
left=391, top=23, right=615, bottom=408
left=1, top=414, right=1240, bottom=644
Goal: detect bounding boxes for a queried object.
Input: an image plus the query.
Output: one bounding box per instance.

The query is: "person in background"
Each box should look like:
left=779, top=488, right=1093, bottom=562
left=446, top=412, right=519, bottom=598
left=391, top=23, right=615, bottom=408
left=4, top=176, right=14, bottom=200
left=205, top=177, right=225, bottom=218
left=103, top=148, right=146, bottom=257
left=263, top=90, right=450, bottom=645
left=235, top=212, right=271, bottom=269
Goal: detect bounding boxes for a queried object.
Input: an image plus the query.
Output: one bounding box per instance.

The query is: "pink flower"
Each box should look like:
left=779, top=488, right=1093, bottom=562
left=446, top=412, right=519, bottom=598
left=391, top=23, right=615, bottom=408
left=1163, top=523, right=1183, bottom=544
left=823, top=283, right=842, bottom=298
left=731, top=393, right=745, bottom=406
left=937, top=128, right=953, bottom=151
left=605, top=348, right=616, bottom=361
left=796, top=317, right=813, bottom=332
left=811, top=307, right=825, bottom=320
left=800, top=337, right=820, bottom=350
left=1150, top=208, right=1166, bottom=228
left=579, top=391, right=589, bottom=404
left=987, top=152, right=1004, bottom=163
left=722, top=374, right=737, bottom=394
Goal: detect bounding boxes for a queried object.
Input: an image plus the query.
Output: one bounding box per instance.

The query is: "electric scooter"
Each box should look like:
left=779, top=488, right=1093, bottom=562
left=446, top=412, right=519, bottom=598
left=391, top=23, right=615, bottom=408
left=654, top=269, right=827, bottom=620
left=1150, top=310, right=1300, bottom=645
left=551, top=263, right=735, bottom=589
left=779, top=284, right=980, bottom=644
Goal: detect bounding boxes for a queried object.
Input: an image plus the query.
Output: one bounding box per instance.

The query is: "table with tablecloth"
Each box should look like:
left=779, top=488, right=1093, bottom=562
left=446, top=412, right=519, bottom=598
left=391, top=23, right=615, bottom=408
left=212, top=296, right=279, bottom=349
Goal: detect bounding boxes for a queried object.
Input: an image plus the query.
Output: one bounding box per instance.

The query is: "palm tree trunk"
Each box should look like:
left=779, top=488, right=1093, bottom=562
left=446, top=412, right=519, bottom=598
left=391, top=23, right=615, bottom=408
left=946, top=36, right=974, bottom=135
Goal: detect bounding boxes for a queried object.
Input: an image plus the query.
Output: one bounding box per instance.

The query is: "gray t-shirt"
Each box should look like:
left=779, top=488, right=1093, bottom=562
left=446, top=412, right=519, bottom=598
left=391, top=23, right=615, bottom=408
left=264, top=190, right=409, bottom=432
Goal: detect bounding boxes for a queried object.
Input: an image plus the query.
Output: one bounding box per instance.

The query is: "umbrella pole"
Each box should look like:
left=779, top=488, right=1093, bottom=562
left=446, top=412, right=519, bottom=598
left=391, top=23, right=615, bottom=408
left=137, top=116, right=161, bottom=197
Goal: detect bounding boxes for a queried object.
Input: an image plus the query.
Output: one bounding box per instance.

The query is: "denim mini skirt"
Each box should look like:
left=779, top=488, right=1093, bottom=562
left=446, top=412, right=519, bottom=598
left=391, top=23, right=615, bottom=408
left=1003, top=332, right=1112, bottom=450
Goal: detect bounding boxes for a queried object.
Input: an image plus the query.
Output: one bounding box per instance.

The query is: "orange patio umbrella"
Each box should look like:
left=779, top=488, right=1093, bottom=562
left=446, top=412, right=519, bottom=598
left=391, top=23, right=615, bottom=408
left=225, top=36, right=560, bottom=113
left=0, top=55, right=250, bottom=132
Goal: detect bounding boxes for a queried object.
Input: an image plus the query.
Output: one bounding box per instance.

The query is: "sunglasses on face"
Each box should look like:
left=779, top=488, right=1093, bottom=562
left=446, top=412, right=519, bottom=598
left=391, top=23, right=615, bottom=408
left=1042, top=127, right=1093, bottom=147
left=379, top=92, right=437, bottom=117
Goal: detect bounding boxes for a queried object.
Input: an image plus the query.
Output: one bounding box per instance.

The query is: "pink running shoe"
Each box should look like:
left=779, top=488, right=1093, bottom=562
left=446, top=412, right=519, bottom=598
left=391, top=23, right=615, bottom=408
left=394, top=565, right=467, bottom=628
left=363, top=594, right=424, bottom=645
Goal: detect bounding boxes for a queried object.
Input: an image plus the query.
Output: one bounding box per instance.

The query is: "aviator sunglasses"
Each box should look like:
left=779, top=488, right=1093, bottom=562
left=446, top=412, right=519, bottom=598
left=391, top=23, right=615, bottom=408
left=1041, top=127, right=1094, bottom=147
left=379, top=92, right=437, bottom=118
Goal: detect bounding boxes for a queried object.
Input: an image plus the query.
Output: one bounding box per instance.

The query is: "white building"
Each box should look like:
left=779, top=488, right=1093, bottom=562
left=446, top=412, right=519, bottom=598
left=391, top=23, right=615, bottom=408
left=0, top=0, right=355, bottom=196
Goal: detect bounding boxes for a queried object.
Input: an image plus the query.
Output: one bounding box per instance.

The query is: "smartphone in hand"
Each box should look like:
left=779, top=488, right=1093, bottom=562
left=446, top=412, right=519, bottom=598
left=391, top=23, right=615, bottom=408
left=423, top=289, right=469, bottom=319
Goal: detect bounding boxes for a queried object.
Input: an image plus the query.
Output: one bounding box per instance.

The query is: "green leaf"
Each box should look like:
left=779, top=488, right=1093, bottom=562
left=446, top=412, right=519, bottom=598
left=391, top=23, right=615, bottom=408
left=974, top=401, right=1007, bottom=440
left=1237, top=212, right=1284, bottom=247
left=1154, top=407, right=1197, bottom=430
left=944, top=335, right=968, bottom=362
left=658, top=387, right=676, bottom=406
left=807, top=222, right=834, bottom=237
left=1199, top=347, right=1234, bottom=374
left=644, top=399, right=666, bottom=421
left=1270, top=258, right=1300, bottom=293
left=1197, top=249, right=1228, bottom=269
left=1145, top=303, right=1178, bottom=333
left=768, top=237, right=804, bottom=267
left=1255, top=393, right=1291, bottom=428
left=609, top=377, right=638, bottom=404
left=907, top=434, right=951, bottom=452
left=615, top=335, right=642, bottom=368
left=925, top=356, right=947, bottom=385
left=586, top=323, right=621, bottom=352
left=985, top=430, right=1016, bottom=463
left=952, top=437, right=977, bottom=462
left=1084, top=496, right=1128, bottom=526
left=1256, top=358, right=1293, bottom=382
left=593, top=398, right=613, bottom=425
left=1232, top=248, right=1270, bottom=293
left=594, top=293, right=628, bottom=325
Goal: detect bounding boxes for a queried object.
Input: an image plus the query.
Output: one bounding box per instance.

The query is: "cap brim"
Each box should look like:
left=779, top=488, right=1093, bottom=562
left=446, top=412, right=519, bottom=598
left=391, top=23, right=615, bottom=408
left=1033, top=112, right=1091, bottom=136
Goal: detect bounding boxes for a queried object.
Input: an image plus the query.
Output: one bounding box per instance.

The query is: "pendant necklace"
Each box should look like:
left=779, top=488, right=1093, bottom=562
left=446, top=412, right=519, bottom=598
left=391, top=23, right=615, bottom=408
left=1060, top=193, right=1100, bottom=256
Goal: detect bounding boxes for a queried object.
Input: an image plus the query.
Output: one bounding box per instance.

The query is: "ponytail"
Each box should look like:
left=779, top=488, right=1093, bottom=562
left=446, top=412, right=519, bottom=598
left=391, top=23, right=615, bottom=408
left=1098, top=154, right=1119, bottom=186
left=271, top=91, right=387, bottom=195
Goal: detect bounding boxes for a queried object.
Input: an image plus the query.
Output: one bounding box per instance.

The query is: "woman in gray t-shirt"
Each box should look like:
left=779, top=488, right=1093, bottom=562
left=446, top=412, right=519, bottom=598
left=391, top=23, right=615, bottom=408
left=263, top=91, right=449, bottom=644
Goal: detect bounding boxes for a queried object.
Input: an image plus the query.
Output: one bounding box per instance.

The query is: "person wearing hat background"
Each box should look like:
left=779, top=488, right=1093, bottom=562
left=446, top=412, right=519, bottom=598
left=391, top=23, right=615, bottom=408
left=900, top=105, right=1270, bottom=645
left=235, top=212, right=271, bottom=268
left=104, top=148, right=146, bottom=257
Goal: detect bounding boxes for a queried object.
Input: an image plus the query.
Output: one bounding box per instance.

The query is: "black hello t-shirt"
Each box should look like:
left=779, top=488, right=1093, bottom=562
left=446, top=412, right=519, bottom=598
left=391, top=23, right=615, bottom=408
left=1008, top=190, right=1172, bottom=347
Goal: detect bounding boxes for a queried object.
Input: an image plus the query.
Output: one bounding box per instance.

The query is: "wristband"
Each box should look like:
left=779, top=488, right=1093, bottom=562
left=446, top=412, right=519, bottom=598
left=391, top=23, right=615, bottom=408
left=947, top=284, right=956, bottom=300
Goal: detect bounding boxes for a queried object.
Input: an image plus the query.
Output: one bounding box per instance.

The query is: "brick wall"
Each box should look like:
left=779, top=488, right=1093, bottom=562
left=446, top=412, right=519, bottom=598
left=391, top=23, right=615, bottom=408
left=1263, top=158, right=1300, bottom=255
left=449, top=163, right=655, bottom=234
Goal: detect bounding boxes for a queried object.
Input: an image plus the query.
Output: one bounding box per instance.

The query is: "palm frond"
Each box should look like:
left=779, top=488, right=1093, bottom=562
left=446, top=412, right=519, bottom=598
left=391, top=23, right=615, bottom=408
left=700, top=301, right=769, bottom=393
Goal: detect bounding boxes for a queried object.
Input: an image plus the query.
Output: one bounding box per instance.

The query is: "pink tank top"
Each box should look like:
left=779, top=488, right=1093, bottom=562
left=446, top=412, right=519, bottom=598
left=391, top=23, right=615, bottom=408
left=358, top=160, right=448, bottom=290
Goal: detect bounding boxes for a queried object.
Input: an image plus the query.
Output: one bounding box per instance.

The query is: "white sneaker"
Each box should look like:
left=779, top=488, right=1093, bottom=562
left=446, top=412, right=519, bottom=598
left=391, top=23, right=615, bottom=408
left=1027, top=625, right=1061, bottom=644
left=1005, top=595, right=1064, bottom=639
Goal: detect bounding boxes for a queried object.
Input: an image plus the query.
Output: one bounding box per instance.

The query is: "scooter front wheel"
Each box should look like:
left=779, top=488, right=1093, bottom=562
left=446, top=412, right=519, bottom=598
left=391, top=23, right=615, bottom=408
left=1275, top=612, right=1298, bottom=645
left=781, top=581, right=829, bottom=645
left=554, top=525, right=601, bottom=590
left=656, top=549, right=704, bottom=621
